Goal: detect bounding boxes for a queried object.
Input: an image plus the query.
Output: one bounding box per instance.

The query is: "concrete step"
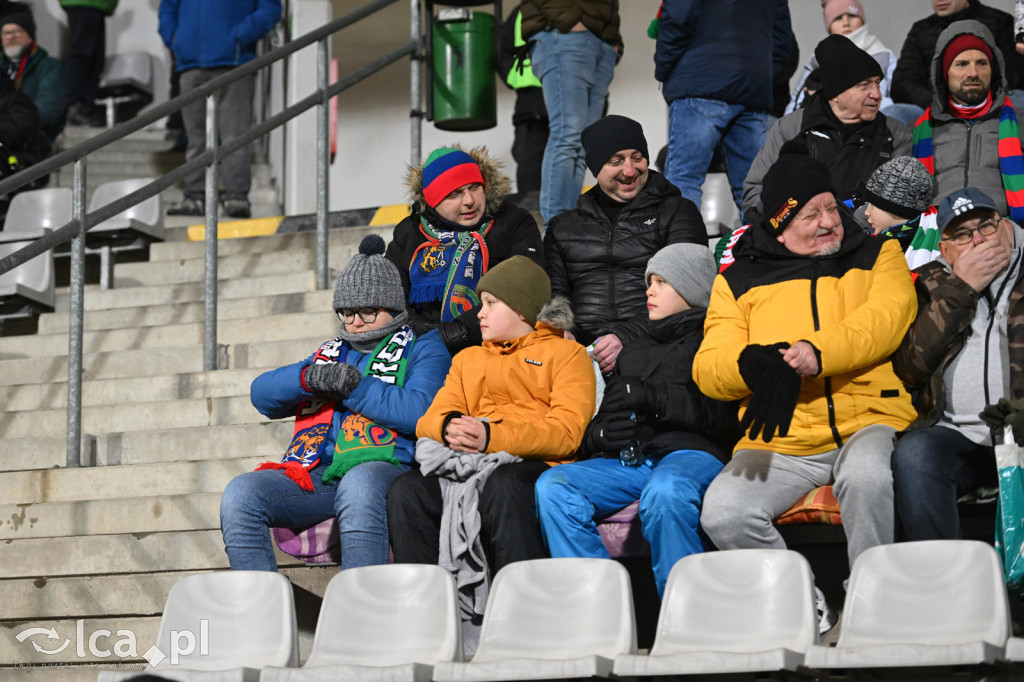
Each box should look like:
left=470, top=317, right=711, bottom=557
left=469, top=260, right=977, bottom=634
left=110, top=249, right=328, bottom=288
left=53, top=271, right=316, bottom=313
left=1, top=394, right=263, bottom=440
left=0, top=615, right=157, bottom=667
left=0, top=367, right=262, bottom=411
left=0, top=311, right=336, bottom=360
left=0, top=666, right=122, bottom=681
left=148, top=225, right=388, bottom=261
left=0, top=457, right=264, bottom=505
left=3, top=566, right=335, bottom=621
left=38, top=290, right=332, bottom=334
left=61, top=125, right=179, bottom=153
left=0, top=529, right=304, bottom=579
left=0, top=492, right=222, bottom=541
left=0, top=335, right=323, bottom=387
left=0, top=420, right=293, bottom=471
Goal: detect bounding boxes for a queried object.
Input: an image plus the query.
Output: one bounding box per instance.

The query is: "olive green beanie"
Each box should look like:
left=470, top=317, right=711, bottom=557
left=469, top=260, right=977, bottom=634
left=475, top=256, right=551, bottom=325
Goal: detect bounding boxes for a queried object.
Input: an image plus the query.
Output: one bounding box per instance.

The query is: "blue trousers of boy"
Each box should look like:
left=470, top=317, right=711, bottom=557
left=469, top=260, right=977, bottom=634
left=535, top=449, right=723, bottom=597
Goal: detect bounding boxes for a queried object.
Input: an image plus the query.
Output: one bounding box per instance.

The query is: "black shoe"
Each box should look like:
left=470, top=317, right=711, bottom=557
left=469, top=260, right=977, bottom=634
left=67, top=102, right=106, bottom=127
left=168, top=197, right=205, bottom=216
left=223, top=199, right=251, bottom=219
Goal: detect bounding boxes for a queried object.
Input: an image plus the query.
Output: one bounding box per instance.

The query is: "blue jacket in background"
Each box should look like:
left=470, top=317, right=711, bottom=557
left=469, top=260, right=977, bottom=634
left=158, top=0, right=282, bottom=72
left=250, top=329, right=452, bottom=467
left=654, top=0, right=792, bottom=112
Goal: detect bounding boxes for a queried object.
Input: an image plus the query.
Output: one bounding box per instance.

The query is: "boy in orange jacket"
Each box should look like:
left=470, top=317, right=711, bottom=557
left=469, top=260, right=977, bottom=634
left=387, top=255, right=596, bottom=625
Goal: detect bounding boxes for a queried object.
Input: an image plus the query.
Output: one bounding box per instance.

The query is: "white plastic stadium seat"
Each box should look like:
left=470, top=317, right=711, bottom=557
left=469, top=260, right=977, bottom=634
left=97, top=571, right=298, bottom=682
left=432, top=558, right=636, bottom=681
left=615, top=549, right=817, bottom=677
left=260, top=564, right=461, bottom=682
left=0, top=228, right=54, bottom=322
left=83, top=178, right=165, bottom=289
left=3, top=187, right=73, bottom=232
left=804, top=540, right=1010, bottom=672
left=699, top=172, right=741, bottom=237
left=95, top=52, right=155, bottom=128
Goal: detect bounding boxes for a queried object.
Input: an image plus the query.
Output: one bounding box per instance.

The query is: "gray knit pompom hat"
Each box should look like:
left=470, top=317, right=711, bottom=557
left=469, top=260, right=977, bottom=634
left=863, top=157, right=935, bottom=218
left=332, top=234, right=407, bottom=314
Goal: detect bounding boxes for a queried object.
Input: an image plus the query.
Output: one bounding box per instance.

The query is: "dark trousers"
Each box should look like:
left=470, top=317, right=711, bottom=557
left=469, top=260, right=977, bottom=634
left=892, top=426, right=997, bottom=541
left=387, top=459, right=551, bottom=575
left=64, top=6, right=106, bottom=111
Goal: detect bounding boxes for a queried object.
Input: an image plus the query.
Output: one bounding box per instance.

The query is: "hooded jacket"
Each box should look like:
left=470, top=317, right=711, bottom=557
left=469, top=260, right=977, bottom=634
left=417, top=297, right=596, bottom=461
left=892, top=0, right=1023, bottom=109
left=543, top=171, right=707, bottom=346
left=3, top=45, right=65, bottom=147
left=385, top=146, right=543, bottom=349
left=693, top=213, right=917, bottom=456
left=158, top=0, right=281, bottom=72
left=918, top=20, right=1017, bottom=216
left=519, top=0, right=622, bottom=54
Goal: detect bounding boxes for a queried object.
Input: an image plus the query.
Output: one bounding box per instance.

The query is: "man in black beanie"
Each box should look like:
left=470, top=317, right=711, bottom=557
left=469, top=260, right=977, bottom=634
left=542, top=114, right=707, bottom=371
left=1, top=10, right=64, bottom=151
left=742, top=33, right=912, bottom=221
left=695, top=154, right=918, bottom=635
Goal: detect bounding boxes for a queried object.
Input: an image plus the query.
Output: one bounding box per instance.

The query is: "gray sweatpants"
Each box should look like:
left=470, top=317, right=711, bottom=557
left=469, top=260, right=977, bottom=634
left=700, top=423, right=897, bottom=571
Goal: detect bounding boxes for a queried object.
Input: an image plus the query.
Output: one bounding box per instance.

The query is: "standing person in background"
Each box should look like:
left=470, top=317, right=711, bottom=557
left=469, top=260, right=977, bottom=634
left=654, top=0, right=791, bottom=216
left=159, top=0, right=281, bottom=219
left=61, top=0, right=118, bottom=127
left=520, top=0, right=621, bottom=227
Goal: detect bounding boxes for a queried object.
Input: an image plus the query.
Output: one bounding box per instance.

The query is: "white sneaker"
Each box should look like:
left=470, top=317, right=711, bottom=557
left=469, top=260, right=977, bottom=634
left=815, top=586, right=837, bottom=634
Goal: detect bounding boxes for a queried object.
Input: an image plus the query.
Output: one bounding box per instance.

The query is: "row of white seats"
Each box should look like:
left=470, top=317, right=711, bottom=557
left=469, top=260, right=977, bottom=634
left=0, top=181, right=165, bottom=323
left=96, top=540, right=1020, bottom=681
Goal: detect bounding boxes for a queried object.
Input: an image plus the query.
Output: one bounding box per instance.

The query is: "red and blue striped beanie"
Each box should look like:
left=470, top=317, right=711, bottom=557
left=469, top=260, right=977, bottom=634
left=421, top=147, right=485, bottom=208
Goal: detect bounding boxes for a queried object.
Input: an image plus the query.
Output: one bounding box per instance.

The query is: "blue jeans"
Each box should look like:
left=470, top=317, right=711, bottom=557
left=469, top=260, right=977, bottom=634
left=892, top=426, right=996, bottom=541
left=535, top=450, right=723, bottom=597
left=666, top=97, right=770, bottom=214
left=529, top=29, right=617, bottom=225
left=220, top=460, right=408, bottom=571
left=880, top=102, right=925, bottom=127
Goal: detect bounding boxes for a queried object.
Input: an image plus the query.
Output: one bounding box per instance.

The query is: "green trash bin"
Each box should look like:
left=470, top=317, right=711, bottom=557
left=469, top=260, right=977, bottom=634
left=432, top=8, right=496, bottom=131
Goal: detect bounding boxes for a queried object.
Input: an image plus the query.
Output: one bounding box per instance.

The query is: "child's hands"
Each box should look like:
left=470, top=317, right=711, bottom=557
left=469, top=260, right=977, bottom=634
left=445, top=416, right=488, bottom=453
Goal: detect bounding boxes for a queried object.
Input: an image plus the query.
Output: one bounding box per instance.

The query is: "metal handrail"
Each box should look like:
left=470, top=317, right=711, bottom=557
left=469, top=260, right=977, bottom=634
left=0, top=0, right=424, bottom=466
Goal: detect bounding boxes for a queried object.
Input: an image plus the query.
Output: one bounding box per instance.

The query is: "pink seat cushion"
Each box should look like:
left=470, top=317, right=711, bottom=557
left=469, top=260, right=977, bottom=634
left=271, top=500, right=649, bottom=565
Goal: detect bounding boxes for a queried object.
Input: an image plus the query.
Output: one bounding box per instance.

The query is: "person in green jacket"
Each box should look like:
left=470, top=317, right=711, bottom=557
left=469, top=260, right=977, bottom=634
left=1, top=11, right=66, bottom=148
left=60, top=0, right=118, bottom=127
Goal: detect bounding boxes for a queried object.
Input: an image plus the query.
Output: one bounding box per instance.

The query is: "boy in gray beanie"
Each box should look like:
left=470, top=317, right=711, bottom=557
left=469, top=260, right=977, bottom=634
left=862, top=156, right=935, bottom=251
left=219, top=234, right=452, bottom=573
left=536, top=243, right=740, bottom=598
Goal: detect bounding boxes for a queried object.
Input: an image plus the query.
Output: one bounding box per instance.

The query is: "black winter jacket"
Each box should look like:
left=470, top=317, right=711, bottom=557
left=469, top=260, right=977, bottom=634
left=543, top=171, right=707, bottom=346
left=580, top=307, right=740, bottom=463
left=892, top=0, right=1024, bottom=109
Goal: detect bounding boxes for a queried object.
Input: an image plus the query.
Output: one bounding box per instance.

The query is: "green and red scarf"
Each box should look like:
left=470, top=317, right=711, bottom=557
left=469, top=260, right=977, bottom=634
left=256, top=326, right=416, bottom=490
left=408, top=217, right=493, bottom=322
left=912, top=96, right=1024, bottom=223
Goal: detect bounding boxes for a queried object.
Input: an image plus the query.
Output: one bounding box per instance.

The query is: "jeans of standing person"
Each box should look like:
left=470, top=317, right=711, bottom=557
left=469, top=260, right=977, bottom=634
left=535, top=449, right=724, bottom=598
left=387, top=459, right=551, bottom=574
left=220, top=460, right=408, bottom=571
left=63, top=6, right=106, bottom=113
left=179, top=67, right=255, bottom=202
left=701, top=423, right=898, bottom=571
left=529, top=29, right=616, bottom=226
left=892, top=425, right=997, bottom=541
left=665, top=98, right=771, bottom=216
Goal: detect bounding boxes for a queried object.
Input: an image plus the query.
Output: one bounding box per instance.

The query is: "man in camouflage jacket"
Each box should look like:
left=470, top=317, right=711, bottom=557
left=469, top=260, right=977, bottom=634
left=892, top=186, right=1024, bottom=541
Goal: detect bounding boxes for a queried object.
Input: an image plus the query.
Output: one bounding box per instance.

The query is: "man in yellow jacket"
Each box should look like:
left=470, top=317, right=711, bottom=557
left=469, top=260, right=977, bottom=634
left=693, top=154, right=917, bottom=633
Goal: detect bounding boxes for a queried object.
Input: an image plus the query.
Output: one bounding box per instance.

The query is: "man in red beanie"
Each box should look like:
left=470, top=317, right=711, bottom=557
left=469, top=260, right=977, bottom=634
left=911, top=20, right=1024, bottom=223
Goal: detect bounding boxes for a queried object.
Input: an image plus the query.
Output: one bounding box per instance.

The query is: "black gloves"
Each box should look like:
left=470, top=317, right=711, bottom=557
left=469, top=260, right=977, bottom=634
left=582, top=412, right=637, bottom=456
left=438, top=318, right=472, bottom=355
left=981, top=397, right=1024, bottom=444
left=303, top=362, right=362, bottom=402
left=738, top=343, right=801, bottom=443
left=601, top=376, right=654, bottom=414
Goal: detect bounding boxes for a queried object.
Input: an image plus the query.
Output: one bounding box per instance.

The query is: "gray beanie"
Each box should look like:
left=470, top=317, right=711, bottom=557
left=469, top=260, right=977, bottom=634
left=863, top=157, right=935, bottom=218
left=645, top=243, right=717, bottom=310
left=332, top=234, right=406, bottom=314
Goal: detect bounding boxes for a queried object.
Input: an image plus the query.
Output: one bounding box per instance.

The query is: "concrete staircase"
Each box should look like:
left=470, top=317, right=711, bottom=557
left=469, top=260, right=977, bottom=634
left=0, top=221, right=392, bottom=679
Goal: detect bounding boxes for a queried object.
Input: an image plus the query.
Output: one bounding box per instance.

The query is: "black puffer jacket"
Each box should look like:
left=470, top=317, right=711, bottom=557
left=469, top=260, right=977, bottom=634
left=891, top=0, right=1023, bottom=109
left=581, top=307, right=740, bottom=463
left=385, top=146, right=543, bottom=353
left=543, top=171, right=706, bottom=346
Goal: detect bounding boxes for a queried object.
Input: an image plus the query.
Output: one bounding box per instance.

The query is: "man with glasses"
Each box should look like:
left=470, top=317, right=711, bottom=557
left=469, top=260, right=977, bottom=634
left=1, top=11, right=64, bottom=151
left=892, top=186, right=1023, bottom=541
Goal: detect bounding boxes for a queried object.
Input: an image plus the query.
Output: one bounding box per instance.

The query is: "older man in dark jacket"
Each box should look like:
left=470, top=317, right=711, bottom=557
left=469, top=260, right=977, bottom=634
left=543, top=115, right=707, bottom=372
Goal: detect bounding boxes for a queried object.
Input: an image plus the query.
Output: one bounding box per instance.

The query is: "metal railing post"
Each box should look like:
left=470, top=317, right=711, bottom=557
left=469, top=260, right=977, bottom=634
left=203, top=94, right=220, bottom=371
left=316, top=37, right=330, bottom=291
left=66, top=160, right=87, bottom=467
left=410, top=0, right=422, bottom=165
